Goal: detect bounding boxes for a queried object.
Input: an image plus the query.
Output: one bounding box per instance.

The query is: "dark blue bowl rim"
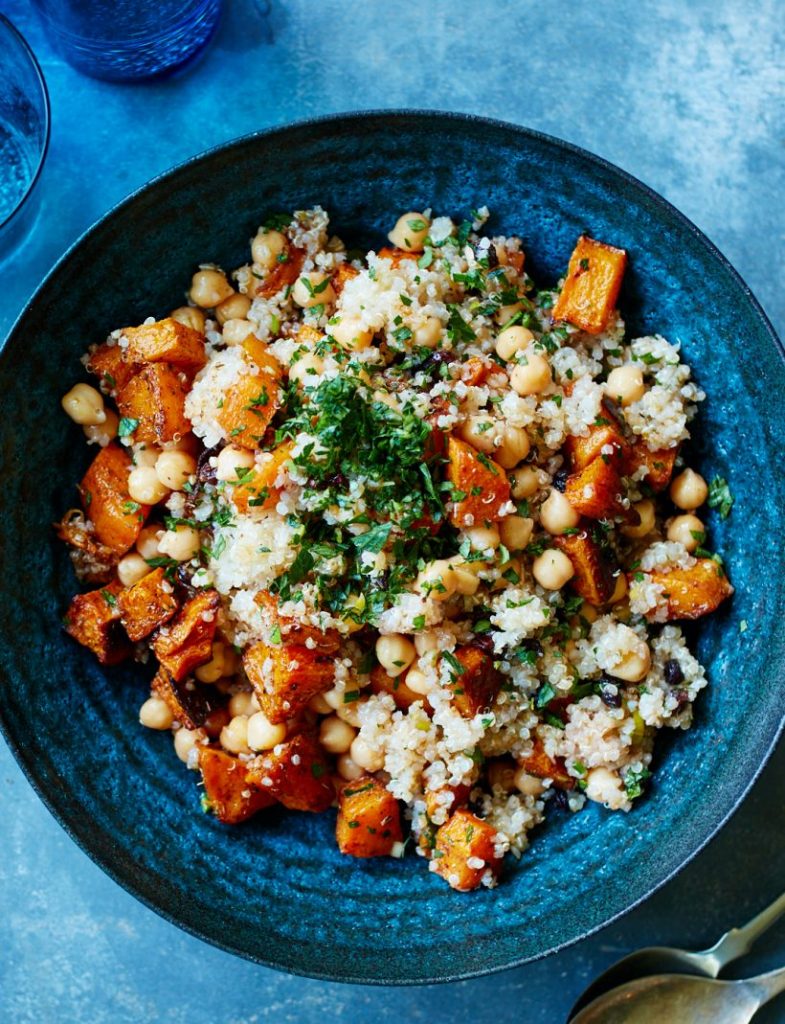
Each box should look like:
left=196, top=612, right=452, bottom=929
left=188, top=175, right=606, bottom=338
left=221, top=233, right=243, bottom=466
left=1, top=109, right=783, bottom=986
left=0, top=12, right=51, bottom=234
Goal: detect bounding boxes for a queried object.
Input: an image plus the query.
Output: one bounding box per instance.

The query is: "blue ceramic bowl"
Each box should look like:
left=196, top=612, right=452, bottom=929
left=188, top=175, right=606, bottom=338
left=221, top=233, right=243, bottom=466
left=1, top=112, right=783, bottom=984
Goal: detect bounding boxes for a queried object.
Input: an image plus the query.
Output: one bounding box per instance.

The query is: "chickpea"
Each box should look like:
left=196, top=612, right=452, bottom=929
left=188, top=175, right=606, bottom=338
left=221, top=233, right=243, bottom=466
left=215, top=292, right=251, bottom=325
left=136, top=525, right=163, bottom=560
left=322, top=687, right=344, bottom=713
left=117, top=552, right=152, bottom=588
left=667, top=513, right=705, bottom=553
left=452, top=561, right=482, bottom=596
left=405, top=668, right=431, bottom=696
left=337, top=753, right=364, bottom=782
left=158, top=524, right=201, bottom=562
left=670, top=468, right=708, bottom=511
left=621, top=499, right=656, bottom=539
left=495, top=325, right=534, bottom=362
left=611, top=640, right=652, bottom=683
left=608, top=573, right=628, bottom=605
left=289, top=352, right=325, bottom=386
left=308, top=692, right=333, bottom=715
left=319, top=715, right=356, bottom=755
left=349, top=735, right=385, bottom=773
left=61, top=383, right=106, bottom=426
left=499, top=514, right=534, bottom=550
left=189, top=269, right=234, bottom=309
left=412, top=316, right=442, bottom=348
left=195, top=642, right=228, bottom=684
left=585, top=766, right=625, bottom=808
left=532, top=548, right=575, bottom=590
left=252, top=228, right=287, bottom=269
left=128, top=465, right=170, bottom=505
left=514, top=767, right=546, bottom=797
left=388, top=211, right=430, bottom=253
left=222, top=318, right=256, bottom=345
left=154, top=450, right=196, bottom=492
left=174, top=727, right=203, bottom=764
left=132, top=445, right=160, bottom=468
left=375, top=634, right=416, bottom=677
left=459, top=414, right=498, bottom=455
left=83, top=408, right=119, bottom=447
left=495, top=425, right=531, bottom=469
left=247, top=711, right=287, bottom=751
left=495, top=302, right=524, bottom=326
left=215, top=444, right=255, bottom=482
left=220, top=715, right=250, bottom=754
left=510, top=465, right=540, bottom=500
left=415, top=559, right=458, bottom=601
left=510, top=354, right=552, bottom=396
left=139, top=696, right=173, bottom=730
left=539, top=488, right=580, bottom=535
left=606, top=364, right=645, bottom=407
left=414, top=631, right=440, bottom=656
left=292, top=271, right=336, bottom=309
left=336, top=697, right=364, bottom=729
left=170, top=305, right=205, bottom=333
left=331, top=315, right=374, bottom=351
left=464, top=525, right=500, bottom=552
left=229, top=691, right=258, bottom=717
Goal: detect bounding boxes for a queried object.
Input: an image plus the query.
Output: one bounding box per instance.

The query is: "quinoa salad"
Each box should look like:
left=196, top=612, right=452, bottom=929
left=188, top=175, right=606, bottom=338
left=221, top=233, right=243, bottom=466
left=58, top=206, right=734, bottom=891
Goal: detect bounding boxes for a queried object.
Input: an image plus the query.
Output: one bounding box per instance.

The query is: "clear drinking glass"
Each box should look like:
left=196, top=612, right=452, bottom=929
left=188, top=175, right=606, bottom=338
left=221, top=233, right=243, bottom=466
left=30, top=0, right=222, bottom=82
left=0, top=15, right=50, bottom=261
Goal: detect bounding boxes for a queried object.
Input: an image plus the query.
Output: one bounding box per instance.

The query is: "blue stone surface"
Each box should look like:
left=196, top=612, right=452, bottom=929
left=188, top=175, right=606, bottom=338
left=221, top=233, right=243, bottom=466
left=2, top=1, right=785, bottom=1020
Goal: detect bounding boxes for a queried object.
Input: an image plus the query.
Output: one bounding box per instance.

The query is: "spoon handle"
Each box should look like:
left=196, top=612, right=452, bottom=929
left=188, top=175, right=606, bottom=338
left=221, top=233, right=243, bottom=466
left=747, top=962, right=785, bottom=1007
left=702, top=890, right=785, bottom=974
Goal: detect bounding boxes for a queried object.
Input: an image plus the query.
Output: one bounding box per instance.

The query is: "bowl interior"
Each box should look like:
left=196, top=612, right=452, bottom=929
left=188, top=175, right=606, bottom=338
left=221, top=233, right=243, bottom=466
left=1, top=112, right=783, bottom=984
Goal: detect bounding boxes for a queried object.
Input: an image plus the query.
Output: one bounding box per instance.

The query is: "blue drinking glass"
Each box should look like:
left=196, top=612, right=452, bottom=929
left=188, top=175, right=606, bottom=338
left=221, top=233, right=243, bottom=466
left=0, top=15, right=50, bottom=261
left=30, top=0, right=222, bottom=82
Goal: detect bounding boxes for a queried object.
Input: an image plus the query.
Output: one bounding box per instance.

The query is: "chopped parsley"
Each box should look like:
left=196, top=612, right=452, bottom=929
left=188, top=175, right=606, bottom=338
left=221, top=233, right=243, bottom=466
left=707, top=475, right=734, bottom=519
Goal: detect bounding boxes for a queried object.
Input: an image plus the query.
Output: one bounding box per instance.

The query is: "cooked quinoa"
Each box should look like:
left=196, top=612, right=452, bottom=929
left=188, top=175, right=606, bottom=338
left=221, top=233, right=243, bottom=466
left=58, top=206, right=733, bottom=892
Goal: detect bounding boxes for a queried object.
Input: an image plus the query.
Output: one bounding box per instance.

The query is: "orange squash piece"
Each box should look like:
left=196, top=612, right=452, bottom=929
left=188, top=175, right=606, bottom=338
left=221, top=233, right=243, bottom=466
left=79, top=443, right=149, bottom=556
left=215, top=353, right=281, bottom=451
left=246, top=732, right=334, bottom=812
left=243, top=641, right=335, bottom=724
left=433, top=809, right=502, bottom=892
left=332, top=262, right=360, bottom=295
left=55, top=509, right=117, bottom=584
left=198, top=746, right=276, bottom=824
left=517, top=736, right=574, bottom=790
left=230, top=441, right=294, bottom=514
left=63, top=581, right=131, bottom=666
left=152, top=590, right=220, bottom=682
left=446, top=646, right=502, bottom=718
left=117, top=362, right=190, bottom=445
left=152, top=667, right=220, bottom=729
left=553, top=528, right=615, bottom=605
left=336, top=775, right=403, bottom=857
left=564, top=403, right=628, bottom=471
left=446, top=436, right=510, bottom=529
left=640, top=558, right=733, bottom=621
left=369, top=664, right=426, bottom=711
left=377, top=246, right=418, bottom=268
left=116, top=567, right=179, bottom=641
left=122, top=317, right=206, bottom=375
left=552, top=235, right=627, bottom=335
left=254, top=245, right=305, bottom=299
left=564, top=456, right=627, bottom=520
left=254, top=591, right=340, bottom=651
left=625, top=441, right=678, bottom=493
left=86, top=342, right=138, bottom=394
left=460, top=356, right=497, bottom=387
left=424, top=782, right=472, bottom=823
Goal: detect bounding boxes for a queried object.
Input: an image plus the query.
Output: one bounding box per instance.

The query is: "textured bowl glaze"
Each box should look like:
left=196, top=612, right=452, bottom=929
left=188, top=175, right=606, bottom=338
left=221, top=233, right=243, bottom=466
left=1, top=112, right=783, bottom=984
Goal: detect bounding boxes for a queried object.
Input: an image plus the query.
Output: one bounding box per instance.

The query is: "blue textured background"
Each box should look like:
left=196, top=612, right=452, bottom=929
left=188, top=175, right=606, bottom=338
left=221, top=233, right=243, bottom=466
left=1, top=1, right=784, bottom=1021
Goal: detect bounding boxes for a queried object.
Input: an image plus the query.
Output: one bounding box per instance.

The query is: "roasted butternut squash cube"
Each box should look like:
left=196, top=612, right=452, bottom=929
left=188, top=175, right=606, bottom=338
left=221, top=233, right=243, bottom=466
left=564, top=403, right=628, bottom=471
left=117, top=362, right=190, bottom=445
left=552, top=235, right=627, bottom=335
left=554, top=529, right=615, bottom=605
left=640, top=557, right=733, bottom=621
left=246, top=732, right=334, bottom=812
left=564, top=456, right=626, bottom=520
left=256, top=246, right=305, bottom=298
left=122, top=317, right=206, bottom=374
left=370, top=664, right=426, bottom=711
left=433, top=809, right=502, bottom=892
left=230, top=441, right=294, bottom=514
left=424, top=782, right=472, bottom=824
left=152, top=590, right=220, bottom=682
left=625, top=441, right=678, bottom=493
left=152, top=667, right=219, bottom=729
left=215, top=358, right=281, bottom=451
left=63, top=581, right=131, bottom=665
left=446, top=646, right=501, bottom=718
left=86, top=341, right=138, bottom=394
left=55, top=509, right=116, bottom=584
left=377, top=246, right=418, bottom=268
left=518, top=736, right=574, bottom=790
left=198, top=746, right=275, bottom=824
left=446, top=436, right=510, bottom=529
left=117, top=567, right=179, bottom=641
left=243, top=641, right=335, bottom=724
left=460, top=356, right=496, bottom=387
left=79, top=443, right=149, bottom=556
left=336, top=775, right=403, bottom=857
left=331, top=261, right=360, bottom=295
left=254, top=591, right=340, bottom=651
